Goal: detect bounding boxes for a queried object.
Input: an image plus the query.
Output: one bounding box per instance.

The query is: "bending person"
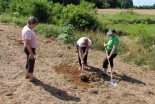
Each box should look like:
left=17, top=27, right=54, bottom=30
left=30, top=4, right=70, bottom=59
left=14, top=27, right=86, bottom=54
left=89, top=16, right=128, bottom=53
left=76, top=37, right=92, bottom=70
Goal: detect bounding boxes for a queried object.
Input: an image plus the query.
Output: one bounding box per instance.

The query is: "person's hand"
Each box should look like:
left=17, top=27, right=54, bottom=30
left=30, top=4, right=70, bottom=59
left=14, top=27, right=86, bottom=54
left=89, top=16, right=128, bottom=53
left=29, top=53, right=34, bottom=59
left=81, top=60, right=84, bottom=64
left=104, top=42, right=107, bottom=47
left=107, top=56, right=110, bottom=60
left=83, top=53, right=86, bottom=58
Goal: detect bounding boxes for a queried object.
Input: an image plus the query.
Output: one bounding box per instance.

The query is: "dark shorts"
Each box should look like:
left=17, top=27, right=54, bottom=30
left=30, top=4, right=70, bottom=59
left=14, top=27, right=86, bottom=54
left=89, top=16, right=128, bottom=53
left=103, top=51, right=117, bottom=68
left=76, top=45, right=88, bottom=66
left=24, top=47, right=36, bottom=73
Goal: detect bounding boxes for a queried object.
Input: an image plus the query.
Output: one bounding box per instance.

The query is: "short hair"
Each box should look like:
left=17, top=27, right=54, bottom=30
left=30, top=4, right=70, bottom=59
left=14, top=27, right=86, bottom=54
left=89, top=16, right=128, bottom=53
left=27, top=16, right=39, bottom=25
left=82, top=38, right=88, bottom=45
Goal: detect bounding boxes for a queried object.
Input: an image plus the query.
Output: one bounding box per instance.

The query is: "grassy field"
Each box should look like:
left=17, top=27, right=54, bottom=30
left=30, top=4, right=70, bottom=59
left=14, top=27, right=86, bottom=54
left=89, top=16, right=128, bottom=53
left=98, top=9, right=155, bottom=15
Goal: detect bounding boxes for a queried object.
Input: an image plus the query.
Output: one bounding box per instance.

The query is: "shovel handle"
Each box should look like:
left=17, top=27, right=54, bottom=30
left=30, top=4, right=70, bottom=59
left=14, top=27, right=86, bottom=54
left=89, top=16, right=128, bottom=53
left=104, top=46, right=113, bottom=82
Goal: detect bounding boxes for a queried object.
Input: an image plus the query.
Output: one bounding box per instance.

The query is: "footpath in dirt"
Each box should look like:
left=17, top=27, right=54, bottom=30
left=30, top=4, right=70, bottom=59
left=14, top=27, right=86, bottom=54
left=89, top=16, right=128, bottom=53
left=0, top=23, right=155, bottom=104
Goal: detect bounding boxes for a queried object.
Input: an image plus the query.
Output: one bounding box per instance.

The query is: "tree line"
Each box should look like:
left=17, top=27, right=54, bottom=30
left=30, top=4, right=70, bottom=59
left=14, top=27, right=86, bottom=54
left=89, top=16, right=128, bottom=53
left=51, top=0, right=134, bottom=8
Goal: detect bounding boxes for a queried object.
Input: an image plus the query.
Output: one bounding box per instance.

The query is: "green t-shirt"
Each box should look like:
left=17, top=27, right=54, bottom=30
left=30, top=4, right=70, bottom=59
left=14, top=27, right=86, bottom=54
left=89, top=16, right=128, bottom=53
left=107, top=35, right=119, bottom=54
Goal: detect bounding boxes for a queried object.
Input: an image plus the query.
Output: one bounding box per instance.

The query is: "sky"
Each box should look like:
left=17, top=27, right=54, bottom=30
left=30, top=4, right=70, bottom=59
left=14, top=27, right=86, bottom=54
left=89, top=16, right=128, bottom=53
left=133, top=0, right=155, bottom=6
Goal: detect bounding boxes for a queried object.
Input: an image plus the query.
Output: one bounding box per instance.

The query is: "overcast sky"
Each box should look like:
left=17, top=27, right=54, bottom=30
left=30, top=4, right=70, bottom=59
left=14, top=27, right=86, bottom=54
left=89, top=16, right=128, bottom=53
left=133, top=0, right=155, bottom=6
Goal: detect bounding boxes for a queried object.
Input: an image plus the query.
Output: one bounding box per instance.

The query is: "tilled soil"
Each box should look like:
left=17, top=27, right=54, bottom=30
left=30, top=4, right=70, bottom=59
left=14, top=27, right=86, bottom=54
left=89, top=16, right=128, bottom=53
left=0, top=23, right=155, bottom=104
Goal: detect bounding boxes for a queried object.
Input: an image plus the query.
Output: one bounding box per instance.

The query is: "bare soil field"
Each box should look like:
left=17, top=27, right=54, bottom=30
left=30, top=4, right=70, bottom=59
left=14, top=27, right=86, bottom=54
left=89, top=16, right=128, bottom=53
left=98, top=9, right=155, bottom=15
left=0, top=23, right=155, bottom=104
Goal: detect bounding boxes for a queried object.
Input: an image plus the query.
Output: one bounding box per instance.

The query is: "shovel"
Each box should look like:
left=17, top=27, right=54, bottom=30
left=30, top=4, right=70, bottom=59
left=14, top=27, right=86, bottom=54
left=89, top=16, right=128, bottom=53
left=80, top=60, right=89, bottom=82
left=105, top=46, right=118, bottom=87
left=108, top=59, right=118, bottom=87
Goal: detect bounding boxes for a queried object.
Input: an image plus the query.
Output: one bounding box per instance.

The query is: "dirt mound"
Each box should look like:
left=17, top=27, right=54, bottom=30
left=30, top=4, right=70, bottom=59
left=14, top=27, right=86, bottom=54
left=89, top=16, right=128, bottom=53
left=54, top=64, right=106, bottom=89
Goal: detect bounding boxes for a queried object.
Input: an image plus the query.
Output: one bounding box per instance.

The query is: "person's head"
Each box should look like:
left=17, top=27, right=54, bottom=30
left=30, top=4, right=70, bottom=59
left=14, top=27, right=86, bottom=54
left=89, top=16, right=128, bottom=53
left=27, top=16, right=38, bottom=29
left=82, top=37, right=88, bottom=46
left=107, top=29, right=116, bottom=37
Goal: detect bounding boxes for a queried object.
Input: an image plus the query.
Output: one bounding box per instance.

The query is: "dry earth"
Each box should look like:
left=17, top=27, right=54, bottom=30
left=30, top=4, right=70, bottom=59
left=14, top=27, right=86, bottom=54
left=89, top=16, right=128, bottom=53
left=98, top=9, right=155, bottom=15
left=0, top=23, right=155, bottom=104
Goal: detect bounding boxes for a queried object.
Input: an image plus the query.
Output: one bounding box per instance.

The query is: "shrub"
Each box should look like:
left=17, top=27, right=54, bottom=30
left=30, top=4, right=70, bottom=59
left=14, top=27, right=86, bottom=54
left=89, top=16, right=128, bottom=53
left=9, top=0, right=53, bottom=23
left=31, top=0, right=52, bottom=23
left=0, top=0, right=9, bottom=14
left=59, top=1, right=101, bottom=30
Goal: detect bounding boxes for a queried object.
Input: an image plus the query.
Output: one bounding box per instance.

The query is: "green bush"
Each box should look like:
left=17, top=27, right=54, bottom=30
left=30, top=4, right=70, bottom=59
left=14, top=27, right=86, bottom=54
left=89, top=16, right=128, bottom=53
left=7, top=0, right=102, bottom=30
left=0, top=0, right=9, bottom=14
left=59, top=1, right=101, bottom=30
left=9, top=0, right=53, bottom=23
left=31, top=0, right=52, bottom=23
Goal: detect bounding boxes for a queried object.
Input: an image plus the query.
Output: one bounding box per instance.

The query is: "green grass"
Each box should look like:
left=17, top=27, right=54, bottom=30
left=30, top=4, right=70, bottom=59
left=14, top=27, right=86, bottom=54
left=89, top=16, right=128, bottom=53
left=35, top=24, right=65, bottom=37
left=0, top=13, right=13, bottom=23
left=97, top=11, right=155, bottom=69
left=0, top=13, right=28, bottom=26
left=107, top=24, right=155, bottom=36
left=97, top=12, right=155, bottom=36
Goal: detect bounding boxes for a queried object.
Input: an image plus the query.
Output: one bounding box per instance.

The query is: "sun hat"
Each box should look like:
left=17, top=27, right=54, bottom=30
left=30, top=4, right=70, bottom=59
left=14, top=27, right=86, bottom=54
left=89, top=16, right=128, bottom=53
left=107, top=29, right=116, bottom=35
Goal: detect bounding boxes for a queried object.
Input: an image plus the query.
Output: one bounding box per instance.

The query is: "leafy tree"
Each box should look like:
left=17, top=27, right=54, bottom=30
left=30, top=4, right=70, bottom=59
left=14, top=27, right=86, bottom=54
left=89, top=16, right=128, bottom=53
left=117, top=0, right=133, bottom=8
left=49, top=0, right=80, bottom=5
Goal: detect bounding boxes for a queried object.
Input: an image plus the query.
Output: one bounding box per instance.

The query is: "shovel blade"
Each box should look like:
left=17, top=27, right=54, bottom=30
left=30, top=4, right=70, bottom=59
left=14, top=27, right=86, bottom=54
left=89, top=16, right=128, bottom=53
left=110, top=81, right=118, bottom=87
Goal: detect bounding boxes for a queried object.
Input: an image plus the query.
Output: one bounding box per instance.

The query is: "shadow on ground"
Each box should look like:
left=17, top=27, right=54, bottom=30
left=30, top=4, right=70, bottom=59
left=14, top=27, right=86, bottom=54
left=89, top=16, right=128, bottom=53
left=32, top=78, right=81, bottom=102
left=89, top=66, right=146, bottom=85
left=116, top=74, right=146, bottom=85
left=89, top=66, right=110, bottom=81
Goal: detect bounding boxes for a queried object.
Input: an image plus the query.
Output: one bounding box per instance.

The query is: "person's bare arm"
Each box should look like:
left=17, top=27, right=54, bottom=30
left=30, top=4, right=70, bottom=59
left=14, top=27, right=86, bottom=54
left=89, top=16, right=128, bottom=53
left=84, top=46, right=90, bottom=56
left=108, top=45, right=117, bottom=59
left=79, top=47, right=84, bottom=63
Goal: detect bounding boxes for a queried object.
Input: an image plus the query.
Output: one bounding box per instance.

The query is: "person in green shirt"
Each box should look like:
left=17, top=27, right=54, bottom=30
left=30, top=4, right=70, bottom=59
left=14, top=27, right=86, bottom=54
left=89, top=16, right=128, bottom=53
left=103, top=29, right=119, bottom=77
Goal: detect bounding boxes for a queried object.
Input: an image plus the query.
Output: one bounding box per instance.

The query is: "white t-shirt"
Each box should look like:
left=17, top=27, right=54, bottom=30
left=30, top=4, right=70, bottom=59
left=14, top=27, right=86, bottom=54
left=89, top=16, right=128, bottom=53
left=77, top=37, right=92, bottom=47
left=22, top=25, right=36, bottom=48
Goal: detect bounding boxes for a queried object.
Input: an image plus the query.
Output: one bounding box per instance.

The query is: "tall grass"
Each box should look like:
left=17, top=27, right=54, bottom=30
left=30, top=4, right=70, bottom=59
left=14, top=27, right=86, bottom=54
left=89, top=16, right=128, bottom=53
left=0, top=13, right=27, bottom=26
left=0, top=13, right=12, bottom=23
left=35, top=24, right=65, bottom=37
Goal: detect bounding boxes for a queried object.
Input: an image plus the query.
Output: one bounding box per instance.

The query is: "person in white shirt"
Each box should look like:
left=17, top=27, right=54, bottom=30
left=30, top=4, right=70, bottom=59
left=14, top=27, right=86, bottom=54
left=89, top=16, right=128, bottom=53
left=76, top=37, right=92, bottom=70
left=22, top=16, right=38, bottom=82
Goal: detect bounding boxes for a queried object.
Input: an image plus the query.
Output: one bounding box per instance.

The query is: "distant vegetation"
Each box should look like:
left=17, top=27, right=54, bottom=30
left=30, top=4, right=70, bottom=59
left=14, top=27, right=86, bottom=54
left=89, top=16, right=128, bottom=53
left=134, top=4, right=155, bottom=9
left=0, top=0, right=155, bottom=69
